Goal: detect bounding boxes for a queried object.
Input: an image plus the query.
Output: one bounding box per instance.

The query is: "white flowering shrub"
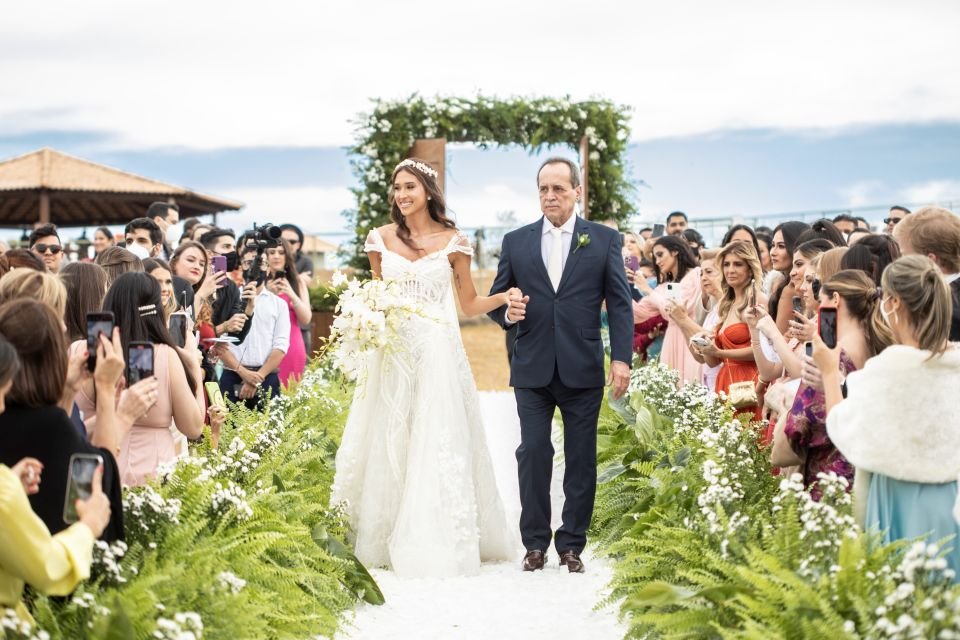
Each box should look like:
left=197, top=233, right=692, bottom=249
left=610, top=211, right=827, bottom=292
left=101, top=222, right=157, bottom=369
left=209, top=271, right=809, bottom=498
left=27, top=362, right=366, bottom=639
left=1, top=608, right=49, bottom=640
left=593, top=360, right=960, bottom=639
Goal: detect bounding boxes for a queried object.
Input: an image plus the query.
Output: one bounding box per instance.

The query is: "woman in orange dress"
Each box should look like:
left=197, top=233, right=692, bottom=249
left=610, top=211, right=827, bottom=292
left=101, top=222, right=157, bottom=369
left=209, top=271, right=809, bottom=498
left=695, top=240, right=766, bottom=422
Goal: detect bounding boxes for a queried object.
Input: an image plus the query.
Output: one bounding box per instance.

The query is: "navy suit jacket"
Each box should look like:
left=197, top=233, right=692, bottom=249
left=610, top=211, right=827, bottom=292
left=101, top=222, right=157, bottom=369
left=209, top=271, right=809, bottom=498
left=487, top=217, right=634, bottom=389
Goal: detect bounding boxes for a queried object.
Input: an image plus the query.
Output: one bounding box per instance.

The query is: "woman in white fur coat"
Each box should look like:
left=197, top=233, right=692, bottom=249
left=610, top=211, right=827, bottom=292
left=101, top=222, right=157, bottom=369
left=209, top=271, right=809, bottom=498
left=812, top=255, right=960, bottom=579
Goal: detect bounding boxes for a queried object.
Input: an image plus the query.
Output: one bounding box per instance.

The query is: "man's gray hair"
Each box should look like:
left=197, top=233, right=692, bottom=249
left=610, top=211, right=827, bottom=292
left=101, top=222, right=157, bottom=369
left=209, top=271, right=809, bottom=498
left=537, top=157, right=581, bottom=189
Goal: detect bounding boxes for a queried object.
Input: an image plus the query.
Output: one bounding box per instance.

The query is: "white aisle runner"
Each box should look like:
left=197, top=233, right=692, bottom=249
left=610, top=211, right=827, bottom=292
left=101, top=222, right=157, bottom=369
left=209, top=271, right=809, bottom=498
left=337, top=391, right=626, bottom=640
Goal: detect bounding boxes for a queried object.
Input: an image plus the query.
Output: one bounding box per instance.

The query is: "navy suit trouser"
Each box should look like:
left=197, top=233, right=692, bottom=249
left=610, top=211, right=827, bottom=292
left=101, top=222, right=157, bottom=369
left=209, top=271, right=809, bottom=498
left=514, top=365, right=603, bottom=555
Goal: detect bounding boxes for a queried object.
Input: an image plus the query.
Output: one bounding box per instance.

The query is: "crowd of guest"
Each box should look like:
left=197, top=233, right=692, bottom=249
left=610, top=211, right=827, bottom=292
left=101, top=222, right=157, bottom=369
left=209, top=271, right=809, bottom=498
left=0, top=205, right=318, bottom=622
left=617, top=205, right=960, bottom=576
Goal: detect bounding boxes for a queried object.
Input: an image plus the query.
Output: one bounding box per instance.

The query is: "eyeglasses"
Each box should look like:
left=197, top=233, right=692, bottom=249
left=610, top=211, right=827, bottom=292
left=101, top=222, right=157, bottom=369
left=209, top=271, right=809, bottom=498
left=812, top=278, right=822, bottom=299
left=32, top=243, right=62, bottom=255
left=883, top=217, right=903, bottom=225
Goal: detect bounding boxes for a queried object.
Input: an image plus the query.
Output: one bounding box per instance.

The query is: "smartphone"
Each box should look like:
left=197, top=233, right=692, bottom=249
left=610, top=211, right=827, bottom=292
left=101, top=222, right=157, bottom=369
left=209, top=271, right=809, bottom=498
left=792, top=295, right=804, bottom=315
left=274, top=269, right=287, bottom=281
left=818, top=307, right=838, bottom=349
left=211, top=254, right=227, bottom=275
left=747, top=287, right=756, bottom=309
left=205, top=381, right=226, bottom=408
left=690, top=334, right=711, bottom=349
left=624, top=255, right=640, bottom=272
left=665, top=282, right=679, bottom=301
left=652, top=223, right=665, bottom=238
left=85, top=312, right=115, bottom=372
left=805, top=341, right=814, bottom=358
left=168, top=313, right=187, bottom=349
left=127, top=342, right=155, bottom=384
left=63, top=453, right=102, bottom=524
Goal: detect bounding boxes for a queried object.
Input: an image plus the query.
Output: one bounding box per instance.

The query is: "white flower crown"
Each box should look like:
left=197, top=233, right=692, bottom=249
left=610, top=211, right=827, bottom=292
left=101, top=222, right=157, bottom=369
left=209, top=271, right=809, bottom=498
left=396, top=158, right=439, bottom=179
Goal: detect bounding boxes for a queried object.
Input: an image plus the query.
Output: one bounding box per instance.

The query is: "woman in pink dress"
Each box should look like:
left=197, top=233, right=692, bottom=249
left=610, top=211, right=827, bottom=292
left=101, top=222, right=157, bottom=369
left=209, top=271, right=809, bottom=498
left=75, top=273, right=205, bottom=486
left=633, top=235, right=703, bottom=385
left=265, top=239, right=311, bottom=386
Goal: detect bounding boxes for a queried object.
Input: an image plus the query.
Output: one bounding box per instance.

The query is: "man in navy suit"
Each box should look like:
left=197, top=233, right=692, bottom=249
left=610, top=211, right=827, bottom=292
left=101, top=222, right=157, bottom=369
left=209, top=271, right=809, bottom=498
left=488, top=157, right=634, bottom=573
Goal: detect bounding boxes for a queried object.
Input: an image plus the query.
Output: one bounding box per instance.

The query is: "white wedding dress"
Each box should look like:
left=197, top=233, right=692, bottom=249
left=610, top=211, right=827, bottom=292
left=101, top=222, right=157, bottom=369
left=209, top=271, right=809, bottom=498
left=331, top=228, right=515, bottom=578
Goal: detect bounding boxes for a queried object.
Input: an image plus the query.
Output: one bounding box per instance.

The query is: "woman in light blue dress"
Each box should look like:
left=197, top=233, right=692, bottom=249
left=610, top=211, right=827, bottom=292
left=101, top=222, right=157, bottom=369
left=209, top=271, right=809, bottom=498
left=814, top=256, right=960, bottom=579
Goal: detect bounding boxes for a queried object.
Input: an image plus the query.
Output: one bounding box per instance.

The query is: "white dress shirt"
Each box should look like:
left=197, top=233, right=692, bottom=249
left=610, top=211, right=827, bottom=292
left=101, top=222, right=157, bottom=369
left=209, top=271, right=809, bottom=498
left=228, top=288, right=290, bottom=367
left=540, top=214, right=577, bottom=273
left=506, top=215, right=579, bottom=325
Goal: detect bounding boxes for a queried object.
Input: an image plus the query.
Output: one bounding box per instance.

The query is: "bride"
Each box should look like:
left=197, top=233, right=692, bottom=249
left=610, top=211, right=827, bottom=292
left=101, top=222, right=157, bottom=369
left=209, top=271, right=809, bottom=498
left=331, top=158, right=517, bottom=577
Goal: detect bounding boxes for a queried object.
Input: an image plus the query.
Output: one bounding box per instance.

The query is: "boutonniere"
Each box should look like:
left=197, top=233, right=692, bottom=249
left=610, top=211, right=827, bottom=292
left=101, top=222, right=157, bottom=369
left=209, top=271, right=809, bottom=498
left=574, top=233, right=591, bottom=253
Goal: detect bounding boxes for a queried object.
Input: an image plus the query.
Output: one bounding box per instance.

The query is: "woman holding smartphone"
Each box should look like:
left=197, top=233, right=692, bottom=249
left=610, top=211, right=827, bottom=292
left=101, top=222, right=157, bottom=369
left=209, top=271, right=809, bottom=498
left=265, top=239, right=310, bottom=385
left=695, top=241, right=764, bottom=420
left=632, top=235, right=703, bottom=385
left=818, top=256, right=960, bottom=577
left=771, top=270, right=891, bottom=498
left=767, top=221, right=811, bottom=336
left=77, top=273, right=204, bottom=487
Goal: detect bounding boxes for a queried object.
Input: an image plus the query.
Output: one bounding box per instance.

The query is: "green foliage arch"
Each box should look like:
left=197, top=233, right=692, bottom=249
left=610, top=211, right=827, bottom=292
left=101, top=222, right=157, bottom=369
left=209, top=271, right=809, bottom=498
left=343, top=95, right=635, bottom=271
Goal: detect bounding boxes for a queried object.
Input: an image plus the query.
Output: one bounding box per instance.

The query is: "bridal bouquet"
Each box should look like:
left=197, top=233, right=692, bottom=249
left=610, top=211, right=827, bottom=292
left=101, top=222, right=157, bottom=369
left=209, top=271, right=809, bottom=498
left=325, top=272, right=427, bottom=382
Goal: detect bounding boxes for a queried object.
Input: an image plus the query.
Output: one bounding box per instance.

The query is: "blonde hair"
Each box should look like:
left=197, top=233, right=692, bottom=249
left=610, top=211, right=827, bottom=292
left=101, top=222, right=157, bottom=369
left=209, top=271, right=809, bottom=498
left=821, top=270, right=893, bottom=357
left=0, top=269, right=67, bottom=317
left=894, top=206, right=960, bottom=273
left=699, top=248, right=720, bottom=263
left=716, top=241, right=764, bottom=322
left=817, top=247, right=848, bottom=283
left=881, top=255, right=952, bottom=357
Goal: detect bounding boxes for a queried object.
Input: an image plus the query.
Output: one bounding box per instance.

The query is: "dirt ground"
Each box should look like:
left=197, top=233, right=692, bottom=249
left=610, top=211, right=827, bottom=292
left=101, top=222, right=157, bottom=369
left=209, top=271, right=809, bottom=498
left=460, top=320, right=511, bottom=391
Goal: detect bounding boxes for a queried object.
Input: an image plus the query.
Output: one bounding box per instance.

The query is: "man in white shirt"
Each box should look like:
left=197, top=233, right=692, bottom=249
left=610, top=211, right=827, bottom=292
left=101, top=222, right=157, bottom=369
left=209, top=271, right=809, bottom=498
left=216, top=244, right=290, bottom=410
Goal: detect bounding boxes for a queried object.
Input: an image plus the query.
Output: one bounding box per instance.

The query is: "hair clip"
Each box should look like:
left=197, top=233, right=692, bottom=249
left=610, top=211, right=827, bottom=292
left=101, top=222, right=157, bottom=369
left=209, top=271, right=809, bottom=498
left=139, top=303, right=158, bottom=317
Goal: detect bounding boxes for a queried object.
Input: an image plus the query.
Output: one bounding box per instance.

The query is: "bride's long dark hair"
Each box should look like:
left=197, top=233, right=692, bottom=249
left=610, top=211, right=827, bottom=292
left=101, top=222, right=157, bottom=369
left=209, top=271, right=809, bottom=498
left=390, top=158, right=456, bottom=253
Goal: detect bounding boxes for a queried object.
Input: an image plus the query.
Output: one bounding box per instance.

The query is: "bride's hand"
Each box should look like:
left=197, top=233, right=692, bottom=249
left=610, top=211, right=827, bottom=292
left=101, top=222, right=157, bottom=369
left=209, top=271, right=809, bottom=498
left=503, top=287, right=522, bottom=307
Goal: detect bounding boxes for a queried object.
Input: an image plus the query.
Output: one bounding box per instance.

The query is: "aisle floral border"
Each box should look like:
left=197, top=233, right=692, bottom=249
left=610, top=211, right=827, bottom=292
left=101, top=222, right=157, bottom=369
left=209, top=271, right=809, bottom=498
left=342, top=95, right=636, bottom=272
left=593, top=362, right=960, bottom=638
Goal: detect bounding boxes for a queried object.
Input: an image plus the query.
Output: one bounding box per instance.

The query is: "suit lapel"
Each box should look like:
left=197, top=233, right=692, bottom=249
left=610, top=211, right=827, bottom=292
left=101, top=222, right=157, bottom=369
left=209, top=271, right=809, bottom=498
left=528, top=218, right=552, bottom=288
left=557, top=217, right=589, bottom=294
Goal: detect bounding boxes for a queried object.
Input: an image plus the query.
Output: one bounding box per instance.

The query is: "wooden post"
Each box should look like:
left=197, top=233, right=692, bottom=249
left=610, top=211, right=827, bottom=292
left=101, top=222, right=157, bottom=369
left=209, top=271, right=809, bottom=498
left=578, top=136, right=590, bottom=219
left=39, top=190, right=51, bottom=224
left=407, top=138, right=447, bottom=194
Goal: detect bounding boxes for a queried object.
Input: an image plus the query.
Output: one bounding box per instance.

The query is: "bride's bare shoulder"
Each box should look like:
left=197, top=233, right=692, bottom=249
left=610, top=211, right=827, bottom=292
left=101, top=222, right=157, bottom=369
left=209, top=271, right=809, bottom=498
left=375, top=223, right=399, bottom=240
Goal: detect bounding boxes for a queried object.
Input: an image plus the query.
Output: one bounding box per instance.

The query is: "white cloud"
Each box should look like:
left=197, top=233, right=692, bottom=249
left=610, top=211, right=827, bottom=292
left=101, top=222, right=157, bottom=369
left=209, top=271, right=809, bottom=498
left=1, top=0, right=958, bottom=149
left=211, top=186, right=355, bottom=236
left=836, top=180, right=887, bottom=208
left=899, top=180, right=960, bottom=205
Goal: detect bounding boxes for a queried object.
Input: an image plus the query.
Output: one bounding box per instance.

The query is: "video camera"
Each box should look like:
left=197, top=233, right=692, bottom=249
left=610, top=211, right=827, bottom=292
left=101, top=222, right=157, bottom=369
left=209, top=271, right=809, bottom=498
left=242, top=222, right=283, bottom=285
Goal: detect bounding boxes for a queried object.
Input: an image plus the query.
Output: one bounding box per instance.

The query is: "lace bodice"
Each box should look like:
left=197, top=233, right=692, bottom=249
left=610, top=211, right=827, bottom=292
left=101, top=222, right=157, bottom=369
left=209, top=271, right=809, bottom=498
left=365, top=228, right=473, bottom=308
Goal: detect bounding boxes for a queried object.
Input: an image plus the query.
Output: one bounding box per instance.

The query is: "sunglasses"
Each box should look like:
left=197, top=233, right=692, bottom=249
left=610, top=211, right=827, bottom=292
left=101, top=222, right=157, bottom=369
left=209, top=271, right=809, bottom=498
left=883, top=217, right=903, bottom=225
left=33, top=243, right=62, bottom=255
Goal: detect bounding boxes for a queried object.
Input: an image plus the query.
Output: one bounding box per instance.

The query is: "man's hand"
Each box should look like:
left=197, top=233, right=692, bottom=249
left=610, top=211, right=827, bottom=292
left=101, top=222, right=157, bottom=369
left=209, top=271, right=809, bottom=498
left=238, top=381, right=258, bottom=400
left=607, top=360, right=631, bottom=400
left=506, top=290, right=529, bottom=323
left=241, top=282, right=258, bottom=315
left=11, top=457, right=43, bottom=495
left=238, top=366, right=264, bottom=386
left=222, top=313, right=247, bottom=334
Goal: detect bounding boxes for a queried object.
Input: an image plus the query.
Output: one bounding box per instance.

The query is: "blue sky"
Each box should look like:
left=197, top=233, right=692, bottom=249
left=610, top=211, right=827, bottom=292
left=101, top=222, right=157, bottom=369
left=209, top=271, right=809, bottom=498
left=2, top=123, right=957, bottom=244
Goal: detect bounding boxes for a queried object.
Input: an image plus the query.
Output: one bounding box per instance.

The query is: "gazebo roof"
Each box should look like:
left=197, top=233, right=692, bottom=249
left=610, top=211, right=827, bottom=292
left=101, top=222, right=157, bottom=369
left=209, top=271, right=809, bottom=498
left=0, top=148, right=243, bottom=227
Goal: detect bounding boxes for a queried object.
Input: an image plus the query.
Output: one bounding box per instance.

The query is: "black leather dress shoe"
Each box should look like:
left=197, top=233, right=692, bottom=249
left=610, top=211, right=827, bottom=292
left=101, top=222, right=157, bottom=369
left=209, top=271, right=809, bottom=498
left=559, top=550, right=584, bottom=573
left=522, top=550, right=546, bottom=571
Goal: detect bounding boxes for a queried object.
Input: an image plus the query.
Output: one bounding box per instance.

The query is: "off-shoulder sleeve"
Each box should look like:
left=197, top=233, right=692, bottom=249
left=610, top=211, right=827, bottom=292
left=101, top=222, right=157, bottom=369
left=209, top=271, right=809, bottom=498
left=448, top=232, right=474, bottom=257
left=0, top=465, right=94, bottom=597
left=364, top=229, right=383, bottom=254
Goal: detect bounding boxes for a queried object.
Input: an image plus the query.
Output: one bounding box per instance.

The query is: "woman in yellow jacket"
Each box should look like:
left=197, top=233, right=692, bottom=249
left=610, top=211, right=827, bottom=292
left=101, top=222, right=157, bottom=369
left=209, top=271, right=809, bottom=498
left=0, top=334, right=112, bottom=625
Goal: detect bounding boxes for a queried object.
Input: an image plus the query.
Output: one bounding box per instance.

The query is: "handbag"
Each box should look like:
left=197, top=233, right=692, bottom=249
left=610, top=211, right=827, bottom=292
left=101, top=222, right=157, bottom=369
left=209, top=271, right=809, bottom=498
left=727, top=380, right=759, bottom=409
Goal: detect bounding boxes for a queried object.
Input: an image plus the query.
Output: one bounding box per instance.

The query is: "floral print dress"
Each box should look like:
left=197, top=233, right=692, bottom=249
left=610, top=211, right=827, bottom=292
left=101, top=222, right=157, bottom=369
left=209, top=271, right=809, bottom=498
left=784, top=351, right=857, bottom=499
